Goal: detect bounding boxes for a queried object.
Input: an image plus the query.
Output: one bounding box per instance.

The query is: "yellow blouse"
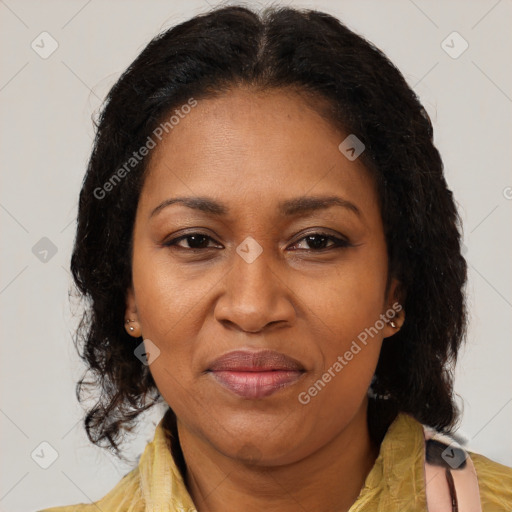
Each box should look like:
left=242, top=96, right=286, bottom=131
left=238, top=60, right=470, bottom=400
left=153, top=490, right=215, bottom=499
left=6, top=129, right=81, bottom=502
left=38, top=412, right=512, bottom=511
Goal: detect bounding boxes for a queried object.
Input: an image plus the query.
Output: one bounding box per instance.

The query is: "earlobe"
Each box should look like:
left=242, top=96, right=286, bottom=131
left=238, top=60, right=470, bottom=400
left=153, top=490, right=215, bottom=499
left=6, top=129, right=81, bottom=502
left=124, top=286, right=142, bottom=338
left=383, top=278, right=405, bottom=338
left=382, top=309, right=404, bottom=339
left=125, top=318, right=142, bottom=337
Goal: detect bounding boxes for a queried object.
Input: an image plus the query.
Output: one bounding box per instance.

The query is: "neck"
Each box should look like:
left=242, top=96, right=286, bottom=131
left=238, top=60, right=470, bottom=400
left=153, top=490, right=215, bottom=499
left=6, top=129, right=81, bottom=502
left=175, top=397, right=380, bottom=512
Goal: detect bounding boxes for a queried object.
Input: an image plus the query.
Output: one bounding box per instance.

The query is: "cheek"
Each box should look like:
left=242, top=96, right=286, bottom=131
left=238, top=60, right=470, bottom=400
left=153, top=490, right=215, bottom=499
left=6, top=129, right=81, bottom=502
left=297, top=246, right=387, bottom=407
left=130, top=248, right=205, bottom=392
left=310, top=246, right=388, bottom=340
left=131, top=239, right=218, bottom=340
left=295, top=281, right=385, bottom=432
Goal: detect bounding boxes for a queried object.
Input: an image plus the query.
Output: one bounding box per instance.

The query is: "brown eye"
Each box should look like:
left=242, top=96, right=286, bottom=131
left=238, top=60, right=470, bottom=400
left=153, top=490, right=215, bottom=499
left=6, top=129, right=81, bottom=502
left=289, top=233, right=351, bottom=251
left=164, top=233, right=220, bottom=250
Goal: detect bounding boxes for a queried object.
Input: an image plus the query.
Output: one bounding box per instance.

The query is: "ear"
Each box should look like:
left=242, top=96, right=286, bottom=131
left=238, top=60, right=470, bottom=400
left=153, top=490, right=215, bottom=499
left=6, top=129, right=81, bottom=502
left=125, top=286, right=137, bottom=318
left=124, top=286, right=142, bottom=338
left=382, top=278, right=405, bottom=339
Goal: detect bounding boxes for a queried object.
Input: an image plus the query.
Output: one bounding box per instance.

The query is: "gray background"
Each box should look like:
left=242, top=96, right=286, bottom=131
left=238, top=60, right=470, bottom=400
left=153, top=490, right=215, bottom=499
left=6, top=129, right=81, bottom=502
left=0, top=0, right=511, bottom=510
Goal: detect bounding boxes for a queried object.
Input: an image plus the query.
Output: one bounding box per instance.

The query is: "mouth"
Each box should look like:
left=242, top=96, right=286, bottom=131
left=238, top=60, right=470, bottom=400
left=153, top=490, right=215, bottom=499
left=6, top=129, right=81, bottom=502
left=206, top=349, right=306, bottom=399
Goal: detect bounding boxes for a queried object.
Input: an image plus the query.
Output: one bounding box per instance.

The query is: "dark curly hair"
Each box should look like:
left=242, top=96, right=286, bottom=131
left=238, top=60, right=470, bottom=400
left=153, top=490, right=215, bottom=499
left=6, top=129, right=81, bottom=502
left=70, top=4, right=467, bottom=460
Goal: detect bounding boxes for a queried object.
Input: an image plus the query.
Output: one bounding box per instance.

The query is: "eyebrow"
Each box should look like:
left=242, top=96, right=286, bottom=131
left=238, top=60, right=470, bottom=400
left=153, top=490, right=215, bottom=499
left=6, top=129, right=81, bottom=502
left=149, top=195, right=361, bottom=218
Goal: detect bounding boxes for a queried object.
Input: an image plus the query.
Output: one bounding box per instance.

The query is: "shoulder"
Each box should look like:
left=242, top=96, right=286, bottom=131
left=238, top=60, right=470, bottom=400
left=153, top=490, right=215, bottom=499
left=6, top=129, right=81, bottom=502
left=412, top=412, right=512, bottom=510
left=36, top=467, right=143, bottom=512
left=469, top=450, right=512, bottom=510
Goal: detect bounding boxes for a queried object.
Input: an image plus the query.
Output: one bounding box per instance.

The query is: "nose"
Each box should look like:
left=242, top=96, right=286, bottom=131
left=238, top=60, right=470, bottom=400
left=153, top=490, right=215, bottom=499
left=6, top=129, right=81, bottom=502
left=213, top=245, right=296, bottom=334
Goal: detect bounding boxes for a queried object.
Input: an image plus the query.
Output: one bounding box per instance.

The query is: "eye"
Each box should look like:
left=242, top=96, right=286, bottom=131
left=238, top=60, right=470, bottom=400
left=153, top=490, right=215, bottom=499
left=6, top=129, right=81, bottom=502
left=163, top=231, right=351, bottom=252
left=289, top=232, right=352, bottom=251
left=163, top=233, right=221, bottom=250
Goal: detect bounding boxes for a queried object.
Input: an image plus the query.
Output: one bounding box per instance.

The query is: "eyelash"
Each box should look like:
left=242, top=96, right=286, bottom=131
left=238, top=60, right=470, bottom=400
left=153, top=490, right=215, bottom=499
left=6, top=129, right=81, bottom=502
left=162, top=231, right=352, bottom=252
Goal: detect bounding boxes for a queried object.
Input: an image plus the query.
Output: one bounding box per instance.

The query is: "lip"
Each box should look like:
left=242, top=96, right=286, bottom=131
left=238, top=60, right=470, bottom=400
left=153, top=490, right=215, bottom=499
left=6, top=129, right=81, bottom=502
left=207, top=349, right=305, bottom=399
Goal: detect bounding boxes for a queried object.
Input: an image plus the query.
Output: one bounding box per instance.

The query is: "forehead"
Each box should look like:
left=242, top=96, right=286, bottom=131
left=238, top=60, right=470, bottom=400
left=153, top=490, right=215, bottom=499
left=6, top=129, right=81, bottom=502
left=139, top=87, right=378, bottom=221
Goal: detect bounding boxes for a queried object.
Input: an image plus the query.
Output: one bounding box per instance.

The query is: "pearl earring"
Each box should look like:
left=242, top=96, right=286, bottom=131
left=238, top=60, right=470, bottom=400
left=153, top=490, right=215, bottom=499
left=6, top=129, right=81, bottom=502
left=125, top=319, right=136, bottom=332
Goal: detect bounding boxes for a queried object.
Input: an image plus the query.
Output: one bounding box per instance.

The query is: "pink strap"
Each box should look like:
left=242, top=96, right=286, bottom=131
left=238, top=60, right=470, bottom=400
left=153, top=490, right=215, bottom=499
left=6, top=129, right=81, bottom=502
left=423, top=426, right=482, bottom=512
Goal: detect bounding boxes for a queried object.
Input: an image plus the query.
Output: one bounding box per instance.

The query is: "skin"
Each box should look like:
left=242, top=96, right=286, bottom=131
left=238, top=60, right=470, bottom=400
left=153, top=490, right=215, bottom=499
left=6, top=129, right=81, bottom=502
left=125, top=87, right=404, bottom=512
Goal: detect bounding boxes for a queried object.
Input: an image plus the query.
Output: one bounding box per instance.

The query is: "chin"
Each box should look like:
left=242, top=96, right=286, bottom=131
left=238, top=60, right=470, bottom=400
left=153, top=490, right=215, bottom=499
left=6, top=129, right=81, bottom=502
left=208, top=419, right=310, bottom=466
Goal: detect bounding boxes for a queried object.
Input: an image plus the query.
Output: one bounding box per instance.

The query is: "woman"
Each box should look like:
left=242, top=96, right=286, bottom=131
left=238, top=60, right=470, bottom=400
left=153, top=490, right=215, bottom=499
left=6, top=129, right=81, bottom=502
left=40, top=5, right=512, bottom=511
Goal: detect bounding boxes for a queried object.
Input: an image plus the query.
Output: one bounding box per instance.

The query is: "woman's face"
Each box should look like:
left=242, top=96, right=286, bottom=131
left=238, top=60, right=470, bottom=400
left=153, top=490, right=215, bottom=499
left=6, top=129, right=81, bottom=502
left=126, top=87, right=400, bottom=465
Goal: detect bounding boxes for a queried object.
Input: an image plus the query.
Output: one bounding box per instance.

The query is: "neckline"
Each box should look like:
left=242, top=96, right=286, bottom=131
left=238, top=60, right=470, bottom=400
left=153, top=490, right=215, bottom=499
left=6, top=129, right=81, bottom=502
left=142, top=403, right=423, bottom=509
